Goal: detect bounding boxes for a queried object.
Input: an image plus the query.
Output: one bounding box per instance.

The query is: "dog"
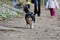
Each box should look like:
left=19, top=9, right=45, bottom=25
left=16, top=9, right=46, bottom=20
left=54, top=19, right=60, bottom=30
left=23, top=5, right=35, bottom=29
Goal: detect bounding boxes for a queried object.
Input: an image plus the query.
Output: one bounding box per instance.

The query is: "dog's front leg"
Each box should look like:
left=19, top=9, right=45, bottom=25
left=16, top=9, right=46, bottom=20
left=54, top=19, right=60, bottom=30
left=30, top=22, right=34, bottom=29
left=26, top=24, right=30, bottom=29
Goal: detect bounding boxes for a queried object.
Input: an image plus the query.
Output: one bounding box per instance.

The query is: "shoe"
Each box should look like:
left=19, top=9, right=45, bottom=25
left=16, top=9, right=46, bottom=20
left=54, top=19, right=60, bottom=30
left=37, top=14, right=40, bottom=17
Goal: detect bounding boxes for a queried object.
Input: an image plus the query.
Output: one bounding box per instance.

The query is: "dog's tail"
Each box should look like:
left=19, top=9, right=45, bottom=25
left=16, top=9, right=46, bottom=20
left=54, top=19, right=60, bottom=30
left=23, top=5, right=29, bottom=13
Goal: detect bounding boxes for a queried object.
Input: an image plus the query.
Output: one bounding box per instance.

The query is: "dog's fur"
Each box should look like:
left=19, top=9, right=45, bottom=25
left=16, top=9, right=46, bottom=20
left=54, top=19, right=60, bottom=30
left=23, top=5, right=35, bottom=29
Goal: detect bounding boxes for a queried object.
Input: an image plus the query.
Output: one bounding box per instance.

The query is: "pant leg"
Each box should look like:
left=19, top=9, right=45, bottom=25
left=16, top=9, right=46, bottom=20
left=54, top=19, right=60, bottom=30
left=50, top=8, right=55, bottom=16
left=37, top=0, right=41, bottom=16
left=34, top=0, right=38, bottom=16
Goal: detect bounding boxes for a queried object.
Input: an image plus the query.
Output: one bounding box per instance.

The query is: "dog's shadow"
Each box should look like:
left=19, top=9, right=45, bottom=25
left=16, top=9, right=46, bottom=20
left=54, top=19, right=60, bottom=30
left=13, top=26, right=28, bottom=29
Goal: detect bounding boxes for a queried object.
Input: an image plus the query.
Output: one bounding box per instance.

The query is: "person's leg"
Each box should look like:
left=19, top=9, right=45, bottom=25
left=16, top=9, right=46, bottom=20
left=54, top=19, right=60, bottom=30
left=34, top=0, right=38, bottom=16
left=50, top=8, right=55, bottom=16
left=37, top=0, right=41, bottom=16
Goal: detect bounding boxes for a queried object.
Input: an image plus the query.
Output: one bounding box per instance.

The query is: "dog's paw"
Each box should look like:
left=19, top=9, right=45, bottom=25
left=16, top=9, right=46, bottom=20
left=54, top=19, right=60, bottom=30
left=30, top=23, right=34, bottom=29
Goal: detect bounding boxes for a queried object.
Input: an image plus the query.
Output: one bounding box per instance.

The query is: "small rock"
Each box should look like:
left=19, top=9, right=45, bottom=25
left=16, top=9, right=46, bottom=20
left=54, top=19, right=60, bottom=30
left=44, top=29, right=49, bottom=32
left=35, top=32, right=38, bottom=34
left=58, top=24, right=60, bottom=27
left=56, top=33, right=59, bottom=36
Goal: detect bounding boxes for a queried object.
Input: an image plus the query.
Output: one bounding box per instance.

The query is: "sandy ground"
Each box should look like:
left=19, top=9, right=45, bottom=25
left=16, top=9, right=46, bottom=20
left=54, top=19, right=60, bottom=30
left=0, top=5, right=60, bottom=40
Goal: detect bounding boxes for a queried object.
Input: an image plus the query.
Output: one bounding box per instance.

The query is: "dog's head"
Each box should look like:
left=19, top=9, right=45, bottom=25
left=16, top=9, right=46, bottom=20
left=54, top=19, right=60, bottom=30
left=26, top=17, right=32, bottom=24
left=25, top=12, right=34, bottom=24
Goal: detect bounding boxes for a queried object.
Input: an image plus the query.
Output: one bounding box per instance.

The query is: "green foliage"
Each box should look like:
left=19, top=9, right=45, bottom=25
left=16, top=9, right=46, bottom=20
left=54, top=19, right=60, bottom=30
left=0, top=1, right=24, bottom=20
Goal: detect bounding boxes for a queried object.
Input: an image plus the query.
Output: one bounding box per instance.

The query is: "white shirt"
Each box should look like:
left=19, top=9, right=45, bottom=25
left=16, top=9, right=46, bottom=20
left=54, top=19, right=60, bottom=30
left=46, top=0, right=59, bottom=9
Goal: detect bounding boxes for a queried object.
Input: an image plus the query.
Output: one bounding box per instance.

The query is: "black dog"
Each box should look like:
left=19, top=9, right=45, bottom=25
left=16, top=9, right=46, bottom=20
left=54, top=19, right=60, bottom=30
left=23, top=5, right=35, bottom=29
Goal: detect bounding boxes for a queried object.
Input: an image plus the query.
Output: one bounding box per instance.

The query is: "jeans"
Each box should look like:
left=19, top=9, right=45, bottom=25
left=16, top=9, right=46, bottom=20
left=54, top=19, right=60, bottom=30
left=34, top=0, right=41, bottom=16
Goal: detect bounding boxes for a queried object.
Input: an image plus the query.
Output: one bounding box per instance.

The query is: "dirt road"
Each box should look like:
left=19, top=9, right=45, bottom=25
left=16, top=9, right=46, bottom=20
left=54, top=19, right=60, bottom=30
left=0, top=5, right=60, bottom=40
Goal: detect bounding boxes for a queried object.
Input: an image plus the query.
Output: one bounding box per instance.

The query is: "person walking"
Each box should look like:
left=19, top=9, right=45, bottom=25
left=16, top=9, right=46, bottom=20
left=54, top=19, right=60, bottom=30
left=34, top=0, right=41, bottom=17
left=45, top=0, right=59, bottom=17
